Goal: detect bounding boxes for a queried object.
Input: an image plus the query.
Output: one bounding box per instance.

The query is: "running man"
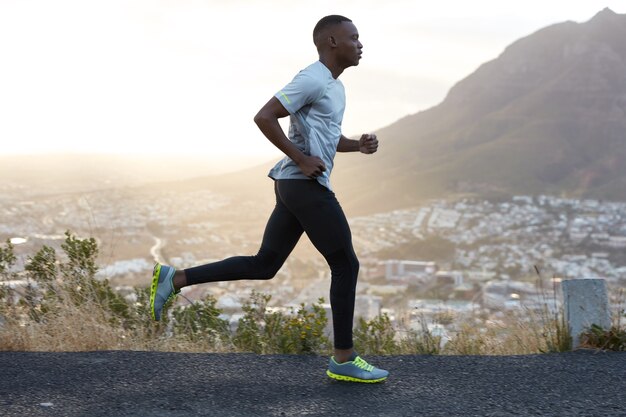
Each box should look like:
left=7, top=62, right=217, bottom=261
left=150, top=15, right=389, bottom=383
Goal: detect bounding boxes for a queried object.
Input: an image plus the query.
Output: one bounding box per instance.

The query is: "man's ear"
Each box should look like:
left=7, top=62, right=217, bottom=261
left=329, top=35, right=337, bottom=47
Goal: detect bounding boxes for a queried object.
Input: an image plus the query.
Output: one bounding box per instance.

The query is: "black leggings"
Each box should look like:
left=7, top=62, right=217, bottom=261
left=185, top=179, right=359, bottom=350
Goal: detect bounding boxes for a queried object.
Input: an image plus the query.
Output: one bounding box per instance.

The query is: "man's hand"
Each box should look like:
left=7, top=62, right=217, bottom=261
left=359, top=133, right=378, bottom=154
left=297, top=155, right=327, bottom=178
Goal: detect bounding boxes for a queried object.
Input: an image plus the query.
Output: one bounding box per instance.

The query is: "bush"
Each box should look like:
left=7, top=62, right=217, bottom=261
left=282, top=300, right=330, bottom=354
left=580, top=324, right=626, bottom=351
left=0, top=239, right=18, bottom=313
left=0, top=239, right=17, bottom=279
left=172, top=295, right=230, bottom=347
left=354, top=313, right=398, bottom=355
left=0, top=232, right=138, bottom=351
left=233, top=291, right=330, bottom=354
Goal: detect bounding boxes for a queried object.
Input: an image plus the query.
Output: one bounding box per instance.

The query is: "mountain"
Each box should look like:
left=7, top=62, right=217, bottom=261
left=191, top=9, right=626, bottom=216
left=330, top=8, right=626, bottom=213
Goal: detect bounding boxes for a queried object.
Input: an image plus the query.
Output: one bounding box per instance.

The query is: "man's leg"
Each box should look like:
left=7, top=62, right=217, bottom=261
left=277, top=180, right=388, bottom=382
left=151, top=183, right=303, bottom=320
left=276, top=180, right=358, bottom=356
left=183, top=183, right=303, bottom=286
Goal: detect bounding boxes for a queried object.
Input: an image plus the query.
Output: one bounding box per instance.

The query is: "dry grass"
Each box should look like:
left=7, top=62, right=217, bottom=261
left=2, top=235, right=617, bottom=355
left=0, top=272, right=593, bottom=356
left=0, top=299, right=569, bottom=355
left=0, top=283, right=231, bottom=353
left=0, top=305, right=232, bottom=353
left=440, top=312, right=562, bottom=355
left=1, top=303, right=132, bottom=352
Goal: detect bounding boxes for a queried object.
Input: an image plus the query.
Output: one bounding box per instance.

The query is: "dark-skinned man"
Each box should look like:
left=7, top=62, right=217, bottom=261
left=150, top=15, right=389, bottom=383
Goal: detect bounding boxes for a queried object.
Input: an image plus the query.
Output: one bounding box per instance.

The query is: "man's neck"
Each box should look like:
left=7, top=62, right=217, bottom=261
left=319, top=56, right=343, bottom=79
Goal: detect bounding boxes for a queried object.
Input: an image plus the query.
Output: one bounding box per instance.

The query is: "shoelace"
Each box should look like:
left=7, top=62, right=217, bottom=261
left=353, top=356, right=374, bottom=372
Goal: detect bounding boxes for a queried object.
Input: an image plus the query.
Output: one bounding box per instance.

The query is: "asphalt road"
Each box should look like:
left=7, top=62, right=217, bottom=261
left=1, top=351, right=624, bottom=416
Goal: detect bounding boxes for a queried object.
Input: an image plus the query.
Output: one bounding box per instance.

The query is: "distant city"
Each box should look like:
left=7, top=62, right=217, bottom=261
left=2, top=180, right=625, bottom=340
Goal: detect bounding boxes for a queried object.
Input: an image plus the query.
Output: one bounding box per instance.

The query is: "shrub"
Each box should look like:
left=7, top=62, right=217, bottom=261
left=354, top=313, right=398, bottom=355
left=580, top=324, right=626, bottom=351
left=0, top=232, right=137, bottom=351
left=281, top=300, right=330, bottom=354
left=0, top=239, right=17, bottom=279
left=233, top=290, right=268, bottom=353
left=233, top=291, right=330, bottom=354
left=0, top=239, right=17, bottom=313
left=172, top=295, right=230, bottom=347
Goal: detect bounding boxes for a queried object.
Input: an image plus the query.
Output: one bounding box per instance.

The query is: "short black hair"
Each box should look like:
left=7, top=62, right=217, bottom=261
left=313, top=15, right=352, bottom=44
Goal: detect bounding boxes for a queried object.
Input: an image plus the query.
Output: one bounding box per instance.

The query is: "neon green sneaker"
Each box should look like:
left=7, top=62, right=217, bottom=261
left=150, top=263, right=179, bottom=321
left=327, top=355, right=389, bottom=383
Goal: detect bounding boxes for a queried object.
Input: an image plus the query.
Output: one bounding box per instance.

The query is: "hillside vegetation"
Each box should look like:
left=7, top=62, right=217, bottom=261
left=2, top=234, right=623, bottom=354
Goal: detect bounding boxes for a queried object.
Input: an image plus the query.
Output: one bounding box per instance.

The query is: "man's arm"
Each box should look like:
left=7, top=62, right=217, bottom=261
left=254, top=97, right=327, bottom=178
left=337, top=134, right=378, bottom=154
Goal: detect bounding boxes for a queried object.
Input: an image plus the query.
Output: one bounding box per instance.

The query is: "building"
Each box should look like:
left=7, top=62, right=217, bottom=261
left=384, top=260, right=437, bottom=284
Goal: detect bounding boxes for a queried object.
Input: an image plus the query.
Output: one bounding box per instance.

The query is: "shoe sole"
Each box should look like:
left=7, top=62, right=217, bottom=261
left=150, top=263, right=161, bottom=321
left=326, top=370, right=388, bottom=383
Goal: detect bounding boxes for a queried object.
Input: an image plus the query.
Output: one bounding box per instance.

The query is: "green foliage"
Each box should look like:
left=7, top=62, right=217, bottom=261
left=2, top=232, right=133, bottom=329
left=233, top=290, right=330, bottom=354
left=23, top=245, right=59, bottom=321
left=18, top=281, right=43, bottom=322
left=580, top=324, right=626, bottom=352
left=0, top=240, right=15, bottom=311
left=60, top=230, right=98, bottom=284
left=0, top=239, right=17, bottom=280
left=233, top=290, right=268, bottom=353
left=281, top=300, right=330, bottom=354
left=354, top=313, right=398, bottom=355
left=130, top=286, right=173, bottom=342
left=88, top=278, right=134, bottom=327
left=172, top=295, right=230, bottom=346
left=55, top=232, right=134, bottom=327
left=25, top=246, right=57, bottom=285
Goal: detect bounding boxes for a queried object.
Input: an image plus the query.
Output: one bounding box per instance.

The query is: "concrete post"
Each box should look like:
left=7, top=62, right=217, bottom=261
left=561, top=279, right=611, bottom=349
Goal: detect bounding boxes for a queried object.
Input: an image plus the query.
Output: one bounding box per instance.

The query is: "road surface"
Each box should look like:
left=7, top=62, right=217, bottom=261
left=1, top=351, right=624, bottom=416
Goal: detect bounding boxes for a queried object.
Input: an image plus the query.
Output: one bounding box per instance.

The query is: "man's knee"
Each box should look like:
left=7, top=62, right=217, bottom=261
left=253, top=247, right=284, bottom=280
left=326, top=249, right=359, bottom=280
left=256, top=265, right=279, bottom=281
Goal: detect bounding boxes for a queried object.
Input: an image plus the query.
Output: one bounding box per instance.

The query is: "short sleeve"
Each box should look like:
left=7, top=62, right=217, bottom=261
left=275, top=69, right=325, bottom=114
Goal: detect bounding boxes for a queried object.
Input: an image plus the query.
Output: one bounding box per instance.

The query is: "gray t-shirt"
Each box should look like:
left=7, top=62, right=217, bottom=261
left=268, top=61, right=346, bottom=190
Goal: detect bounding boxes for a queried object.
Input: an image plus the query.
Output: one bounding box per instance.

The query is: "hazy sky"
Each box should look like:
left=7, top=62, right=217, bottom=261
left=1, top=1, right=623, bottom=160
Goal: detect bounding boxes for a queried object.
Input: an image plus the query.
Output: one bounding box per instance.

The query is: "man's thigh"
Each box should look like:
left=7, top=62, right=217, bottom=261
left=260, top=186, right=304, bottom=256
left=277, top=180, right=354, bottom=257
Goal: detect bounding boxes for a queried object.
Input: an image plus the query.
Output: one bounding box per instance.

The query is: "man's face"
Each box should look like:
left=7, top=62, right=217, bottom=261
left=332, top=22, right=363, bottom=67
